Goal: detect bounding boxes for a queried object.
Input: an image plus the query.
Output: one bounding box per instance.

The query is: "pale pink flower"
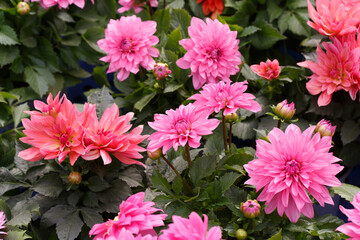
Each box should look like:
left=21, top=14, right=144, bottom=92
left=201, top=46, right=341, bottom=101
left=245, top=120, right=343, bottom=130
left=89, top=192, right=166, bottom=239
left=250, top=59, right=280, bottom=81
left=314, top=119, right=336, bottom=137
left=176, top=17, right=242, bottom=89
left=18, top=93, right=85, bottom=165
left=244, top=124, right=343, bottom=223
left=306, top=0, right=360, bottom=36
left=97, top=16, right=159, bottom=82
left=147, top=104, right=220, bottom=154
left=159, top=212, right=222, bottom=240
left=188, top=81, right=261, bottom=117
left=81, top=104, right=148, bottom=167
left=297, top=38, right=360, bottom=106
left=118, top=0, right=158, bottom=13
left=25, top=0, right=93, bottom=9
left=336, top=192, right=360, bottom=240
left=0, top=211, right=6, bottom=237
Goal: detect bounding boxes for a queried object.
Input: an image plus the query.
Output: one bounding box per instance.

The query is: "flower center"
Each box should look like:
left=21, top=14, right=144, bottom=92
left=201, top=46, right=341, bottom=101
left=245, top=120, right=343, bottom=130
left=59, top=133, right=71, bottom=147
left=120, top=38, right=132, bottom=52
left=210, top=48, right=220, bottom=59
left=329, top=68, right=338, bottom=78
left=174, top=119, right=190, bottom=134
left=285, top=159, right=300, bottom=176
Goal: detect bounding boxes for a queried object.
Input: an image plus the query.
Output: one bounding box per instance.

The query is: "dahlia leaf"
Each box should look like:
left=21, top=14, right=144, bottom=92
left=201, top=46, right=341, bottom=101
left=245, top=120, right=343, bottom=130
left=96, top=0, right=116, bottom=19
left=239, top=26, right=261, bottom=37
left=172, top=175, right=183, bottom=195
left=56, top=210, right=83, bottom=240
left=231, top=119, right=257, bottom=140
left=278, top=11, right=291, bottom=34
left=267, top=1, right=283, bottom=22
left=288, top=12, right=311, bottom=37
left=19, top=27, right=37, bottom=48
left=7, top=200, right=40, bottom=226
left=188, top=0, right=204, bottom=18
left=189, top=155, right=218, bottom=186
left=134, top=91, right=156, bottom=111
left=0, top=25, right=18, bottom=45
left=0, top=45, right=19, bottom=67
left=119, top=167, right=144, bottom=188
left=151, top=170, right=174, bottom=196
left=88, top=176, right=111, bottom=192
left=153, top=9, right=170, bottom=33
left=33, top=173, right=64, bottom=198
left=165, top=27, right=182, bottom=52
left=82, top=27, right=105, bottom=54
left=166, top=0, right=185, bottom=9
left=286, top=0, right=308, bottom=9
left=170, top=9, right=191, bottom=37
left=333, top=183, right=360, bottom=202
left=87, top=87, right=114, bottom=118
left=12, top=102, right=29, bottom=128
left=92, top=66, right=111, bottom=88
left=164, top=82, right=183, bottom=93
left=61, top=34, right=81, bottom=47
left=250, top=21, right=286, bottom=50
left=24, top=66, right=49, bottom=97
left=80, top=207, right=103, bottom=228
left=38, top=37, right=59, bottom=72
left=56, top=12, right=75, bottom=22
left=267, top=229, right=282, bottom=240
left=164, top=49, right=181, bottom=80
left=340, top=120, right=360, bottom=145
left=83, top=192, right=99, bottom=208
left=41, top=205, right=77, bottom=227
left=97, top=179, right=132, bottom=212
left=5, top=230, right=31, bottom=240
left=219, top=172, right=241, bottom=193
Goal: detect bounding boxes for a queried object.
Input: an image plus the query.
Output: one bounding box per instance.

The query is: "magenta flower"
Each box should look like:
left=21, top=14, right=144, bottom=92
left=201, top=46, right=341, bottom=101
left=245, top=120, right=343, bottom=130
left=25, top=0, right=93, bottom=9
left=314, top=119, right=336, bottom=137
left=159, top=212, right=222, bottom=240
left=0, top=211, right=6, bottom=237
left=153, top=63, right=172, bottom=80
left=97, top=16, right=159, bottom=82
left=336, top=192, right=360, bottom=239
left=306, top=0, right=360, bottom=36
left=118, top=0, right=158, bottom=13
left=240, top=200, right=261, bottom=219
left=147, top=104, right=220, bottom=154
left=188, top=81, right=261, bottom=117
left=244, top=124, right=343, bottom=223
left=273, top=99, right=295, bottom=121
left=89, top=192, right=166, bottom=239
left=82, top=104, right=148, bottom=167
left=176, top=17, right=242, bottom=89
left=250, top=59, right=280, bottom=81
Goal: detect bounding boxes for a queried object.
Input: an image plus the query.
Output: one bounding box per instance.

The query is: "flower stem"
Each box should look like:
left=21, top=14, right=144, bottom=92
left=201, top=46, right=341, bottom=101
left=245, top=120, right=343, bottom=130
left=228, top=122, right=233, bottom=153
left=185, top=144, right=192, bottom=167
left=163, top=0, right=166, bottom=9
left=222, top=113, right=228, bottom=151
left=147, top=1, right=153, bottom=17
left=277, top=119, right=281, bottom=129
left=161, top=155, right=195, bottom=195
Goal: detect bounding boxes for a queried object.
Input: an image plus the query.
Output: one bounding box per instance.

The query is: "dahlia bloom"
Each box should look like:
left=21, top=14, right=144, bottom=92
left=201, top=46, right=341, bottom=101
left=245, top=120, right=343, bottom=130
left=25, top=0, right=93, bottom=9
left=297, top=38, right=360, bottom=106
left=82, top=104, right=148, bottom=167
left=89, top=192, right=166, bottom=239
left=188, top=81, right=261, bottom=117
left=0, top=211, right=6, bottom=237
left=306, top=0, right=360, bottom=36
left=159, top=212, right=222, bottom=240
left=176, top=17, right=242, bottom=90
left=197, top=0, right=224, bottom=19
left=336, top=192, right=360, bottom=239
left=18, top=93, right=85, bottom=165
left=314, top=119, right=336, bottom=137
left=118, top=0, right=158, bottom=13
left=250, top=59, right=280, bottom=81
left=147, top=104, right=220, bottom=154
left=98, top=16, right=159, bottom=82
left=240, top=200, right=261, bottom=219
left=244, top=124, right=343, bottom=223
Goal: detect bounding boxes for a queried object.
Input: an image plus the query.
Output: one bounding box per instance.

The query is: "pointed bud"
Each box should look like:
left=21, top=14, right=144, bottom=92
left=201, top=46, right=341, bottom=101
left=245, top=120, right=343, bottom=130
left=274, top=99, right=295, bottom=121
left=17, top=2, right=30, bottom=15
left=235, top=229, right=248, bottom=240
left=147, top=148, right=162, bottom=160
left=153, top=63, right=171, bottom=80
left=314, top=119, right=336, bottom=137
left=240, top=200, right=261, bottom=219
left=68, top=171, right=82, bottom=185
left=225, top=112, right=238, bottom=123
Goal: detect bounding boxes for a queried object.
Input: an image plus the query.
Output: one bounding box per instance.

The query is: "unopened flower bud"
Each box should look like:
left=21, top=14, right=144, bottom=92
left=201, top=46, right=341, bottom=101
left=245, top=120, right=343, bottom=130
left=235, top=229, right=248, bottom=240
left=68, top=171, right=82, bottom=185
left=147, top=148, right=162, bottom=160
left=314, top=119, right=336, bottom=137
left=240, top=199, right=261, bottom=219
left=274, top=99, right=295, bottom=121
left=17, top=2, right=30, bottom=15
left=153, top=63, right=171, bottom=80
left=225, top=112, right=238, bottom=123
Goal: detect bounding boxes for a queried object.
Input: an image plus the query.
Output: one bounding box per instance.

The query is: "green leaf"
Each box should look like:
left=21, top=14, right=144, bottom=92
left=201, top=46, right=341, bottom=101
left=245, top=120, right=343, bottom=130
left=61, top=34, right=81, bottom=47
left=80, top=207, right=103, bottom=228
left=164, top=49, right=180, bottom=81
left=93, top=66, right=111, bottom=88
left=7, top=200, right=40, bottom=226
left=172, top=176, right=183, bottom=195
left=82, top=27, right=105, bottom=53
left=288, top=12, right=310, bottom=36
left=189, top=155, right=218, bottom=186
left=231, top=119, right=258, bottom=140
left=333, top=183, right=360, bottom=201
left=10, top=57, right=24, bottom=73
left=151, top=170, right=174, bottom=196
left=56, top=210, right=83, bottom=240
left=219, top=172, right=241, bottom=193
left=341, top=120, right=360, bottom=145
left=83, top=192, right=99, bottom=208
left=0, top=199, right=11, bottom=220
left=38, top=37, right=59, bottom=71
left=20, top=27, right=37, bottom=48
left=204, top=130, right=223, bottom=155
left=164, top=82, right=183, bottom=93
left=60, top=48, right=79, bottom=69
left=278, top=11, right=291, bottom=34
left=267, top=0, right=283, bottom=22
left=287, top=0, right=308, bottom=9
left=167, top=0, right=185, bottom=9
left=153, top=9, right=170, bottom=33
left=5, top=230, right=31, bottom=240
left=96, top=0, right=117, bottom=18
left=41, top=205, right=77, bottom=227
left=268, top=229, right=282, bottom=240
left=0, top=45, right=19, bottom=67
left=88, top=176, right=111, bottom=192
left=241, top=63, right=259, bottom=80
left=170, top=9, right=191, bottom=37
left=87, top=87, right=115, bottom=118
left=249, top=21, right=286, bottom=50
left=0, top=25, right=18, bottom=45
left=165, top=27, right=182, bottom=52
left=119, top=167, right=143, bottom=188
left=0, top=182, right=29, bottom=196
left=340, top=142, right=360, bottom=167
left=239, top=26, right=261, bottom=37
left=188, top=0, right=205, bottom=18
left=12, top=102, right=29, bottom=128
left=24, top=66, right=55, bottom=96
left=134, top=91, right=157, bottom=111
left=57, top=12, right=75, bottom=22
left=33, top=173, right=64, bottom=198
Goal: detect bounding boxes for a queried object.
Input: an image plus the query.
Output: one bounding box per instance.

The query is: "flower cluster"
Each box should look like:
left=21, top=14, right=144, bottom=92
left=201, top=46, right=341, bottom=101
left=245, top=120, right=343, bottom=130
left=250, top=59, right=280, bottom=81
left=25, top=0, right=93, bottom=9
left=336, top=191, right=360, bottom=239
left=19, top=92, right=147, bottom=167
left=244, top=124, right=343, bottom=223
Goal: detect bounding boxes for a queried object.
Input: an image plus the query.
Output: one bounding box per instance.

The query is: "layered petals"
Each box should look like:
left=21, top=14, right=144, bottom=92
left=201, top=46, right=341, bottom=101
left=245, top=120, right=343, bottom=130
left=250, top=59, right=280, bottom=81
left=336, top=192, right=360, bottom=239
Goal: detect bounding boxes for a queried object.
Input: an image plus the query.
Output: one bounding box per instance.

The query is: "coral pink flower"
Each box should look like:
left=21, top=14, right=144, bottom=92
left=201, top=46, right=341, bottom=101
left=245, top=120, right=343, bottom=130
left=188, top=81, right=261, bottom=117
left=25, top=0, right=93, bottom=9
left=118, top=0, right=158, bottom=13
left=89, top=192, right=166, bottom=239
left=336, top=192, right=360, bottom=239
left=250, top=59, right=280, bottom=81
left=81, top=104, right=148, bottom=167
left=159, top=212, right=222, bottom=240
left=176, top=17, right=242, bottom=90
left=147, top=104, right=220, bottom=154
left=197, top=0, right=224, bottom=19
left=244, top=124, right=343, bottom=223
left=98, top=16, right=159, bottom=82
left=297, top=38, right=360, bottom=106
left=0, top=211, right=6, bottom=237
left=18, top=94, right=85, bottom=165
left=306, top=0, right=360, bottom=36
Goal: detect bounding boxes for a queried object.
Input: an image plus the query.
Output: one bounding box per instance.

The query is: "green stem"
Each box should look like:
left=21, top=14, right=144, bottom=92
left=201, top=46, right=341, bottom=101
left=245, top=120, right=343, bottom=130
left=162, top=155, right=195, bottom=195
left=185, top=144, right=191, bottom=167
left=147, top=1, right=154, bottom=17
left=222, top=113, right=228, bottom=151
left=228, top=122, right=232, bottom=153
left=277, top=119, right=281, bottom=129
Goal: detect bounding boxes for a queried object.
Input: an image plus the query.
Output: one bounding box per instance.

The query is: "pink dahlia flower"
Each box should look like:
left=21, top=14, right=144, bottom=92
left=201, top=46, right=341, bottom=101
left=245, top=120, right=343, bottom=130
left=25, top=0, right=93, bottom=9
left=0, top=211, right=6, bottom=237
left=176, top=17, right=242, bottom=90
left=98, top=16, right=159, bottom=82
left=188, top=81, right=261, bottom=117
left=82, top=104, right=148, bottom=167
left=297, top=38, right=360, bottom=106
left=159, top=212, right=222, bottom=240
left=89, top=192, right=166, bottom=239
left=147, top=104, right=220, bottom=154
left=18, top=93, right=85, bottom=165
left=336, top=192, right=360, bottom=239
left=118, top=0, right=158, bottom=13
left=250, top=59, right=280, bottom=81
left=244, top=124, right=343, bottom=223
left=306, top=0, right=360, bottom=36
